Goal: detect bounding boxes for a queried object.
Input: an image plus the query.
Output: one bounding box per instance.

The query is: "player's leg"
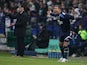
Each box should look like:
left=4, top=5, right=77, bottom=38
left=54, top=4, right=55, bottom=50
left=58, top=42, right=64, bottom=61
left=61, top=34, right=72, bottom=62
left=58, top=36, right=65, bottom=62
left=60, top=40, right=69, bottom=62
left=63, top=41, right=69, bottom=58
left=59, top=32, right=71, bottom=62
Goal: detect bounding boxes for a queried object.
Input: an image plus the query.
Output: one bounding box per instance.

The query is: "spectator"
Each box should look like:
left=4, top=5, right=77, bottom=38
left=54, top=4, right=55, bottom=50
left=36, top=24, right=50, bottom=48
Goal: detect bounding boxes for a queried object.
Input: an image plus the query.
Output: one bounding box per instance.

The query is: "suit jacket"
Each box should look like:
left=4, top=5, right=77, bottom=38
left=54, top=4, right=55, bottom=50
left=14, top=12, right=28, bottom=37
left=36, top=28, right=50, bottom=48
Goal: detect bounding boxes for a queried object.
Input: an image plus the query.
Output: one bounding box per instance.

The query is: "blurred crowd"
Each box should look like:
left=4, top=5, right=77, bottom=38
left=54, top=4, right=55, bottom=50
left=0, top=0, right=87, bottom=17
left=0, top=0, right=87, bottom=57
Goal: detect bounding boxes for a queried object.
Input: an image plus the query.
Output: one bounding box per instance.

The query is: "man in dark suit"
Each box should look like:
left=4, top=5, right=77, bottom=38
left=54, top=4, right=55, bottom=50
left=12, top=6, right=28, bottom=57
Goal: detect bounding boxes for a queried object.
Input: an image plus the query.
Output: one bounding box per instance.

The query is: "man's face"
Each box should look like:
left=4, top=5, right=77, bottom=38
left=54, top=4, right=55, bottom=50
left=53, top=6, right=61, bottom=14
left=19, top=7, right=24, bottom=13
left=40, top=26, right=43, bottom=30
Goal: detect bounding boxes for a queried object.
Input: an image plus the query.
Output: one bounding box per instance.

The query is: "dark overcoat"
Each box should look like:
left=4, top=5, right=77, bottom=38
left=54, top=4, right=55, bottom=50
left=14, top=12, right=28, bottom=37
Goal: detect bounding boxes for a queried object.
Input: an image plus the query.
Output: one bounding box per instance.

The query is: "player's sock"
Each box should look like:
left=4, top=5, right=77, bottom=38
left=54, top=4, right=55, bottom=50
left=63, top=47, right=69, bottom=59
left=60, top=46, right=64, bottom=58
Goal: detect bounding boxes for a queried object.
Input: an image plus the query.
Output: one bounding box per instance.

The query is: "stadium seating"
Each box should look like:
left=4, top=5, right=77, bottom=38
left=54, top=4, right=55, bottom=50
left=48, top=39, right=60, bottom=51
left=48, top=39, right=61, bottom=58
left=35, top=39, right=62, bottom=58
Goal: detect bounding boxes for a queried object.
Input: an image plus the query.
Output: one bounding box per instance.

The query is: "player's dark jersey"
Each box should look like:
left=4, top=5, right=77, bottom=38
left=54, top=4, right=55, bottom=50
left=60, top=13, right=74, bottom=32
left=47, top=12, right=74, bottom=32
left=47, top=12, right=64, bottom=26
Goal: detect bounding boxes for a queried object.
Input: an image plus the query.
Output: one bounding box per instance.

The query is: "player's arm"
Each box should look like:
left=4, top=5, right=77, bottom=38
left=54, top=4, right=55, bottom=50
left=46, top=10, right=52, bottom=22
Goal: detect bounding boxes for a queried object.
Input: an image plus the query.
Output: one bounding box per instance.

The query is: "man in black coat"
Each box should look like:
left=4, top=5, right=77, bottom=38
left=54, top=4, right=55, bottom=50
left=12, top=6, right=28, bottom=57
left=36, top=24, right=50, bottom=48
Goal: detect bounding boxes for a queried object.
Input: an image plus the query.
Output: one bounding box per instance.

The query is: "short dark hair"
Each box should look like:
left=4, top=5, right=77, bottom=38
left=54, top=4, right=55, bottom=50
left=54, top=5, right=61, bottom=9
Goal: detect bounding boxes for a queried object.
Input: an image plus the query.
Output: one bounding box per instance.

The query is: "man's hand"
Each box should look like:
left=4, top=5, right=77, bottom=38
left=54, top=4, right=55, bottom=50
left=47, top=10, right=52, bottom=15
left=33, top=35, right=37, bottom=39
left=10, top=22, right=15, bottom=26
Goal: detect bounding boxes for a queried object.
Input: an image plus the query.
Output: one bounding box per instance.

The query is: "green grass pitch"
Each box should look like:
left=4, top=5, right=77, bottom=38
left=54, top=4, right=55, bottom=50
left=0, top=52, right=87, bottom=65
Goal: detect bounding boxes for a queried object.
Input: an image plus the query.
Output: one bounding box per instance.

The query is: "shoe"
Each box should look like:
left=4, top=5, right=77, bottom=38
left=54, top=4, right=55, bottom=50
left=71, top=54, right=76, bottom=57
left=58, top=57, right=63, bottom=62
left=61, top=58, right=68, bottom=62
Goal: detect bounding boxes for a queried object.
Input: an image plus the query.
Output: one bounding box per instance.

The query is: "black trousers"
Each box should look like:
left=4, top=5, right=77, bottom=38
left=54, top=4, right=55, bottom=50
left=16, top=36, right=25, bottom=56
